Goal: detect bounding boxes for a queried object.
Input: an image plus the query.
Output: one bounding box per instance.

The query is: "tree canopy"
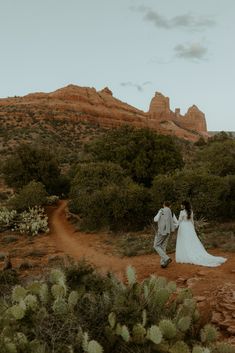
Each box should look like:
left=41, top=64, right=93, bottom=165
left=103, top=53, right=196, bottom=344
left=85, top=126, right=184, bottom=186
left=2, top=144, right=66, bottom=194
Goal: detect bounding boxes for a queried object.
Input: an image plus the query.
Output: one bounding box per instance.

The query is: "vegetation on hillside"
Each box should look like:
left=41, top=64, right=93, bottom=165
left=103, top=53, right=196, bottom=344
left=1, top=144, right=69, bottom=195
left=0, top=111, right=105, bottom=163
left=69, top=162, right=151, bottom=231
left=85, top=126, right=184, bottom=186
left=1, top=126, right=234, bottom=233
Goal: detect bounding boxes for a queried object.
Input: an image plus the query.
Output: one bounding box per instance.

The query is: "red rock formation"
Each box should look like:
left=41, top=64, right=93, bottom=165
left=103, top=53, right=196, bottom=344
left=183, top=105, right=207, bottom=132
left=0, top=84, right=209, bottom=141
left=149, top=92, right=171, bottom=117
left=148, top=92, right=208, bottom=138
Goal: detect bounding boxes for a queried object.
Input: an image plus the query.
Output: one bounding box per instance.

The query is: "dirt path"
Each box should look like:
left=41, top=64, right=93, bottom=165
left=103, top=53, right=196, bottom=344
left=49, top=201, right=234, bottom=283
left=49, top=200, right=133, bottom=278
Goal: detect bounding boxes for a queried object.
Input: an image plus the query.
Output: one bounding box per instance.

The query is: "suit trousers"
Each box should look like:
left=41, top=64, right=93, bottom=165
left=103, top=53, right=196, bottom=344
left=153, top=232, right=170, bottom=265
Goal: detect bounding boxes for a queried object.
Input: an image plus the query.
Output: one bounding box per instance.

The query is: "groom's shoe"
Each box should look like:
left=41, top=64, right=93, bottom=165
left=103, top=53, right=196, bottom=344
left=161, top=258, right=172, bottom=268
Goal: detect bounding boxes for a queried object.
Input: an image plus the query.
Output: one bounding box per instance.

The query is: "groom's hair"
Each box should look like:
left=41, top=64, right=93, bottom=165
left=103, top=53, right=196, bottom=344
left=163, top=201, right=171, bottom=207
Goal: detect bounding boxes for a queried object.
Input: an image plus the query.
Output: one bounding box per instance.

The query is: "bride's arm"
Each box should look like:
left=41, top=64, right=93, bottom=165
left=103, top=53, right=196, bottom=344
left=173, top=213, right=179, bottom=228
left=178, top=210, right=184, bottom=224
left=191, top=211, right=194, bottom=225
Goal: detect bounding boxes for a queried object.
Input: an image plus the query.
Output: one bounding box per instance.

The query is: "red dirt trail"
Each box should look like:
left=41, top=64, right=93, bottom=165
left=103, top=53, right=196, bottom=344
left=49, top=201, right=234, bottom=285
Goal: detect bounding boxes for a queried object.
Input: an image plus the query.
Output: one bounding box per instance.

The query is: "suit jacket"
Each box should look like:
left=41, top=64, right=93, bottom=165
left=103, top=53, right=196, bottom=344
left=154, top=206, right=175, bottom=235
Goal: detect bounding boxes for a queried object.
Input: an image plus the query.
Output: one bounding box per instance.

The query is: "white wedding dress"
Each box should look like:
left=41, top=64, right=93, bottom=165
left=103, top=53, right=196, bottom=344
left=176, top=210, right=227, bottom=267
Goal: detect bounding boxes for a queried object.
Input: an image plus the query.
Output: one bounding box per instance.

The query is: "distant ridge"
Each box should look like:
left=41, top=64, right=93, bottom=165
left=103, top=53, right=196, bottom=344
left=209, top=131, right=235, bottom=136
left=0, top=84, right=209, bottom=142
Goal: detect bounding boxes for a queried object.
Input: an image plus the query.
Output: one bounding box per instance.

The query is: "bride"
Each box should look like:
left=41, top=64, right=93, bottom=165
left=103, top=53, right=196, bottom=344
left=176, top=201, right=227, bottom=267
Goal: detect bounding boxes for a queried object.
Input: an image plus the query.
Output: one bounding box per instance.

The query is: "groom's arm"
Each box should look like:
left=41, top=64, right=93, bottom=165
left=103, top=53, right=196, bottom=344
left=154, top=209, right=162, bottom=222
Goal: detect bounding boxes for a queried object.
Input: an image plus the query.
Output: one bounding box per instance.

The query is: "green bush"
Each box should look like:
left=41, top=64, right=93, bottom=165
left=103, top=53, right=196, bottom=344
left=85, top=126, right=184, bottom=186
left=1, top=144, right=65, bottom=195
left=151, top=171, right=230, bottom=220
left=226, top=175, right=235, bottom=219
left=0, top=263, right=233, bottom=353
left=196, top=139, right=235, bottom=177
left=69, top=162, right=151, bottom=231
left=8, top=181, right=48, bottom=212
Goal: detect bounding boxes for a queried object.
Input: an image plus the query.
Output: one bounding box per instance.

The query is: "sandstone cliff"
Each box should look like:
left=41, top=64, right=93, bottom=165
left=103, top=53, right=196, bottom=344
left=0, top=84, right=209, bottom=142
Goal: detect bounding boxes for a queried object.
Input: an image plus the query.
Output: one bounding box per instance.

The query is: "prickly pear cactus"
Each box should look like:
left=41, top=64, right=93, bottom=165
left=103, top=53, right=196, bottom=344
left=200, top=324, right=218, bottom=343
left=12, top=285, right=27, bottom=302
left=68, top=290, right=79, bottom=309
left=159, top=319, right=177, bottom=339
left=52, top=298, right=68, bottom=315
left=108, top=312, right=116, bottom=329
left=87, top=340, right=103, bottom=353
left=177, top=316, right=192, bottom=332
left=51, top=283, right=67, bottom=299
left=120, top=325, right=130, bottom=342
left=126, top=266, right=136, bottom=286
left=146, top=325, right=162, bottom=345
left=49, top=269, right=66, bottom=285
left=0, top=265, right=234, bottom=353
left=169, top=340, right=190, bottom=353
left=132, top=323, right=146, bottom=343
left=24, top=294, right=38, bottom=311
left=192, top=346, right=210, bottom=353
left=10, top=301, right=26, bottom=320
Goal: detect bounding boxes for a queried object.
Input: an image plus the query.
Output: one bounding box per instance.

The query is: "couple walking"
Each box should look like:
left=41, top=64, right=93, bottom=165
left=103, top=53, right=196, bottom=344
left=153, top=200, right=227, bottom=268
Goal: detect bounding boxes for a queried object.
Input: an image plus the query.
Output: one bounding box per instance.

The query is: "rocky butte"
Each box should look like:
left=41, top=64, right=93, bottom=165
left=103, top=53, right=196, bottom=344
left=0, top=84, right=209, bottom=141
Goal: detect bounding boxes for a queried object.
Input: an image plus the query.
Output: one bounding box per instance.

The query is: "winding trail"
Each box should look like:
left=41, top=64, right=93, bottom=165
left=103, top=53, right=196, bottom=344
left=49, top=201, right=235, bottom=284
left=49, top=200, right=132, bottom=278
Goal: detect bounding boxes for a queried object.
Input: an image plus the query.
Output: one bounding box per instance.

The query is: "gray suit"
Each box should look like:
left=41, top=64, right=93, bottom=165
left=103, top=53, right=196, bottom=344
left=153, top=207, right=175, bottom=265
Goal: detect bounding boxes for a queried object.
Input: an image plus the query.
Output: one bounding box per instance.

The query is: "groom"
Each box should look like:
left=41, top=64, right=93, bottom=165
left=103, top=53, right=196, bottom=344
left=153, top=201, right=176, bottom=268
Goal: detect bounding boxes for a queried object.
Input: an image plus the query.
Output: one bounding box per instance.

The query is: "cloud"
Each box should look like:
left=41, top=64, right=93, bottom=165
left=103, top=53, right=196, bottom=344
left=133, top=6, right=215, bottom=31
left=174, top=42, right=208, bottom=60
left=120, top=81, right=152, bottom=92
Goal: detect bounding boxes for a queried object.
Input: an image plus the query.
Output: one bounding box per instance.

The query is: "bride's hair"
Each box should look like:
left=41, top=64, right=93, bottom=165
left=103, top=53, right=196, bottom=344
left=182, top=200, right=192, bottom=219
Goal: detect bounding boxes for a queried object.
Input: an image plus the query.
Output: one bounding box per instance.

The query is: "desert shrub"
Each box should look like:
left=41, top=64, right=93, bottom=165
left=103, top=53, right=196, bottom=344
left=50, top=174, right=70, bottom=197
left=0, top=207, right=17, bottom=231
left=0, top=202, right=49, bottom=236
left=151, top=171, right=230, bottom=220
left=0, top=269, right=19, bottom=298
left=0, top=269, right=19, bottom=286
left=8, top=181, right=48, bottom=212
left=1, top=144, right=65, bottom=194
left=70, top=182, right=151, bottom=231
left=69, top=161, right=127, bottom=216
left=226, top=175, right=235, bottom=218
left=69, top=162, right=151, bottom=231
left=209, top=131, right=234, bottom=143
left=70, top=161, right=127, bottom=192
left=16, top=206, right=49, bottom=236
left=150, top=174, right=176, bottom=212
left=85, top=126, right=184, bottom=186
left=196, top=139, right=235, bottom=177
left=0, top=264, right=233, bottom=353
left=46, top=195, right=59, bottom=205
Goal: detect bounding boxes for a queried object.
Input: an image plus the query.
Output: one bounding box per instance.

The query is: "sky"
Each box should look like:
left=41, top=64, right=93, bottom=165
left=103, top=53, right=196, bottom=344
left=0, top=0, right=235, bottom=131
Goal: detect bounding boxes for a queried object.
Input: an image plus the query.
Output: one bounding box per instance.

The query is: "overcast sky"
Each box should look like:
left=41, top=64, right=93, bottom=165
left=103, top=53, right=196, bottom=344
left=0, top=0, right=234, bottom=130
